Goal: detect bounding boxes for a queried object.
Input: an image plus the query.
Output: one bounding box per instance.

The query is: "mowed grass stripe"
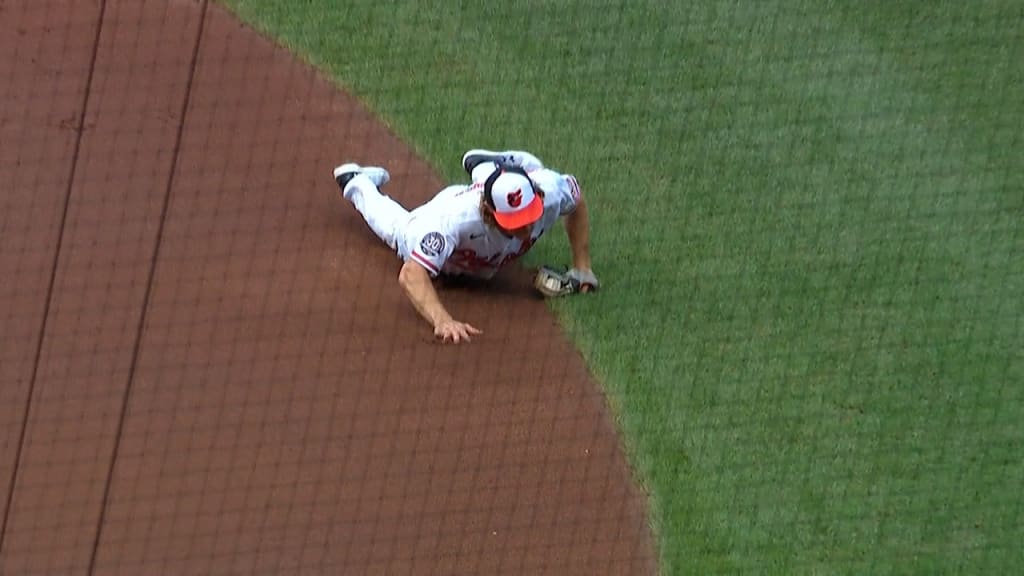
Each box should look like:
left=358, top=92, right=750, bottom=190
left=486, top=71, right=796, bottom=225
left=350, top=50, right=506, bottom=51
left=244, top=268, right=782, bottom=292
left=219, top=1, right=1023, bottom=573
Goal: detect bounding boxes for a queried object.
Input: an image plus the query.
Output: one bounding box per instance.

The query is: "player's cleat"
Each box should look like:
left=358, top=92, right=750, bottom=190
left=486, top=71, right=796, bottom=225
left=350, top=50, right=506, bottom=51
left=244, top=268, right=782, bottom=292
left=462, top=149, right=509, bottom=174
left=333, top=163, right=390, bottom=199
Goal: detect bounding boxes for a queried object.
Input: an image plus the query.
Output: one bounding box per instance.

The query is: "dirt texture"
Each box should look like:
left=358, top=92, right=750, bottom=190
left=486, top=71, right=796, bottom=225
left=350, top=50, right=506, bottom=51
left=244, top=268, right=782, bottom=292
left=0, top=1, right=656, bottom=574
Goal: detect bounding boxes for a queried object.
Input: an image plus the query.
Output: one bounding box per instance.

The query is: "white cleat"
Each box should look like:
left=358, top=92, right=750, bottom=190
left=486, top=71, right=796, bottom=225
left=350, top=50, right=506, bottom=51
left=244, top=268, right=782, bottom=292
left=333, top=163, right=390, bottom=199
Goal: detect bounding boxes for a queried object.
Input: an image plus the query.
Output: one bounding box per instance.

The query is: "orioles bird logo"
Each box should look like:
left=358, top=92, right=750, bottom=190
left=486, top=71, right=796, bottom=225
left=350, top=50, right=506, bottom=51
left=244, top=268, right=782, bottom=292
left=507, top=189, right=523, bottom=208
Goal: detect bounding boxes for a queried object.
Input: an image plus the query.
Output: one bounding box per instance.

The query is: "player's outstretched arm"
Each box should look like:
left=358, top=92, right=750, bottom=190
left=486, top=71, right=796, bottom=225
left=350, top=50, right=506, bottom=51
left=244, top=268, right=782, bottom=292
left=564, top=198, right=597, bottom=291
left=398, top=260, right=483, bottom=343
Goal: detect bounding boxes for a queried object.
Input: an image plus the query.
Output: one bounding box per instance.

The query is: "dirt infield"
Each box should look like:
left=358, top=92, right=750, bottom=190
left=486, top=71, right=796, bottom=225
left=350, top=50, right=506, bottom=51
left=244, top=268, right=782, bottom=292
left=0, top=1, right=655, bottom=573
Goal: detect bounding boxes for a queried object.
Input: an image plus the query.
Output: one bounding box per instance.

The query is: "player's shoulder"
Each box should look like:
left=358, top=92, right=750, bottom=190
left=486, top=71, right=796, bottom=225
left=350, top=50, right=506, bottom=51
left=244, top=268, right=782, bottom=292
left=447, top=202, right=488, bottom=239
left=527, top=167, right=563, bottom=184
left=531, top=168, right=580, bottom=202
left=529, top=167, right=571, bottom=188
left=426, top=192, right=484, bottom=236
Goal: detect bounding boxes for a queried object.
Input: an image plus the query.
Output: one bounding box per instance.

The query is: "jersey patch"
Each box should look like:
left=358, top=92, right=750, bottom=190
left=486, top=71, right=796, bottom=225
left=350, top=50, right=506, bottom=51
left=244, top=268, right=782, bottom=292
left=419, top=232, right=446, bottom=257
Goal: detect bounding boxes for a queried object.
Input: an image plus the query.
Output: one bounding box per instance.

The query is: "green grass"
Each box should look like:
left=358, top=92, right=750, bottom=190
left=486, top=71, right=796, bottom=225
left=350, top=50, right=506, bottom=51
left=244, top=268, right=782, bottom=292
left=218, top=0, right=1023, bottom=573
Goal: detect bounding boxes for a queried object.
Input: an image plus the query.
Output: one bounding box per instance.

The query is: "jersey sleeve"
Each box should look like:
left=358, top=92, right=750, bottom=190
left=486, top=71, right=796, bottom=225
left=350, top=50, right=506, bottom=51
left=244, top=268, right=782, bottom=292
left=531, top=169, right=582, bottom=216
left=558, top=173, right=583, bottom=216
left=404, top=221, right=457, bottom=278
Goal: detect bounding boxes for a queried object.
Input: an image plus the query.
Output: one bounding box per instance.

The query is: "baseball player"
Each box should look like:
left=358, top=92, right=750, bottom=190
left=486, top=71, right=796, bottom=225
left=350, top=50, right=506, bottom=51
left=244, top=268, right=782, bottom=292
left=333, top=149, right=598, bottom=344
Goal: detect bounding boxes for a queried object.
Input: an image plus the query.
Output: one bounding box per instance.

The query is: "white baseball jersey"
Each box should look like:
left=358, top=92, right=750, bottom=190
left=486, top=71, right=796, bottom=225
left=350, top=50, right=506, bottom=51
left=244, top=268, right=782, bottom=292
left=398, top=168, right=582, bottom=279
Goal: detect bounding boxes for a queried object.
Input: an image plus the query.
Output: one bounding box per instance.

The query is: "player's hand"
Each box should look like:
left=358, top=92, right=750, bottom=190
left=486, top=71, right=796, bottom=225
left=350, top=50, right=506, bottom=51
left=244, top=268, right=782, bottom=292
left=434, top=319, right=483, bottom=344
left=568, top=268, right=599, bottom=293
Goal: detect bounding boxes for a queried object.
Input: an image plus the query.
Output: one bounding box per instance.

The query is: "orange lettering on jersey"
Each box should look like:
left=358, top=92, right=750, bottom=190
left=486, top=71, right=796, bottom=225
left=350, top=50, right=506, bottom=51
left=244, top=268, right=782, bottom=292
left=447, top=235, right=541, bottom=273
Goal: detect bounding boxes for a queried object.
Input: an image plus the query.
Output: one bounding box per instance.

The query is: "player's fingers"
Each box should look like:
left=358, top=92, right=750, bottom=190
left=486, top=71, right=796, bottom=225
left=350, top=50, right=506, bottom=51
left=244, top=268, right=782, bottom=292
left=441, top=326, right=462, bottom=344
left=436, top=323, right=478, bottom=344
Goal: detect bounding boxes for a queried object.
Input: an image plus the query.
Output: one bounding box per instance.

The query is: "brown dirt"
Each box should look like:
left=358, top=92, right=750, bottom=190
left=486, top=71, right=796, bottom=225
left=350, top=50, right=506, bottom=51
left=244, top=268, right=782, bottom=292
left=0, top=1, right=656, bottom=574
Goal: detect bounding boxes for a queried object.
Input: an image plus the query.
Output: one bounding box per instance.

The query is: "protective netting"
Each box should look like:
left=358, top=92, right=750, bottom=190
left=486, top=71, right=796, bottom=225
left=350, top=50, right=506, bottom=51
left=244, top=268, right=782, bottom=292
left=1, top=1, right=1020, bottom=574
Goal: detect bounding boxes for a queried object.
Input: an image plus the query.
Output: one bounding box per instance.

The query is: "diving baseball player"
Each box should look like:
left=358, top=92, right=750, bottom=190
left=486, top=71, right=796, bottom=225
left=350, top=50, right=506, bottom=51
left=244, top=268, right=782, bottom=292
left=333, top=149, right=598, bottom=344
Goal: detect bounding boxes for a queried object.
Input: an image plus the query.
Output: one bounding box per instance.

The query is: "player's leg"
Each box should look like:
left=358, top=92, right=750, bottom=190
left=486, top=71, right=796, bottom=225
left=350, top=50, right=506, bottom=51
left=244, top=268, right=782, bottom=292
left=462, top=149, right=545, bottom=180
left=333, top=164, right=410, bottom=251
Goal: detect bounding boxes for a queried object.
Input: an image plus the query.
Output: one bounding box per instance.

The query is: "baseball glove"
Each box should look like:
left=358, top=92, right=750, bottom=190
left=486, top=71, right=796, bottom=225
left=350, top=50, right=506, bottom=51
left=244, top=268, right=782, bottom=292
left=533, top=266, right=600, bottom=298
